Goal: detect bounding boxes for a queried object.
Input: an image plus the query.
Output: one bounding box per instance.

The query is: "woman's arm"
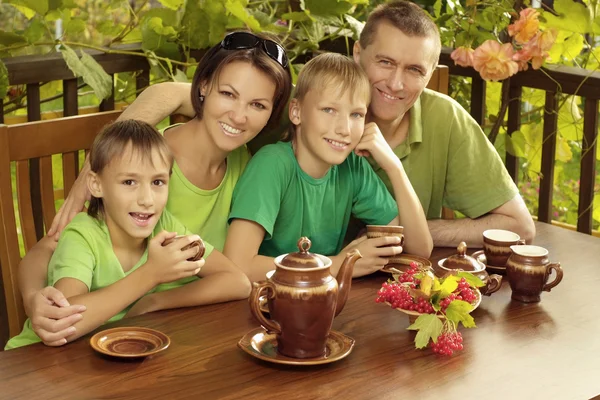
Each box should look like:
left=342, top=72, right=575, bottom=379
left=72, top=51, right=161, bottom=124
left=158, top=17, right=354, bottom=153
left=119, top=82, right=195, bottom=124
left=125, top=250, right=251, bottom=317
left=223, top=219, right=276, bottom=283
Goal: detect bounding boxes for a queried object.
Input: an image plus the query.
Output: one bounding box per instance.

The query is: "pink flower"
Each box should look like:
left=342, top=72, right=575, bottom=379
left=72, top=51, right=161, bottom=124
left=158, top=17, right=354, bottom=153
left=508, top=8, right=540, bottom=45
left=514, top=29, right=557, bottom=70
left=451, top=46, right=475, bottom=67
left=472, top=40, right=519, bottom=81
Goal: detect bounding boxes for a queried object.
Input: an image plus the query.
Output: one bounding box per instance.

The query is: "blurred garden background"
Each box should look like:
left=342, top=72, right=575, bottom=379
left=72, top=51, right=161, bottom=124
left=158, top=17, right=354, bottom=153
left=1, top=0, right=599, bottom=232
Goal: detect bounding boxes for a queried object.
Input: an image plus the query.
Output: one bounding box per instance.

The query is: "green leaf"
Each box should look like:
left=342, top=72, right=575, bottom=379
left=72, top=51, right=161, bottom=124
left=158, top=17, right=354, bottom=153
left=558, top=96, right=583, bottom=141
left=445, top=300, right=476, bottom=328
left=225, top=0, right=262, bottom=31
left=303, top=0, right=352, bottom=17
left=173, top=69, right=188, bottom=82
left=593, top=194, right=600, bottom=224
left=7, top=4, right=37, bottom=19
left=282, top=11, right=311, bottom=22
left=456, top=271, right=484, bottom=288
left=4, top=0, right=48, bottom=16
left=433, top=0, right=442, bottom=18
left=556, top=135, right=573, bottom=162
left=142, top=8, right=179, bottom=26
left=23, top=19, right=47, bottom=43
left=97, top=21, right=125, bottom=37
left=345, top=15, right=364, bottom=38
left=66, top=18, right=86, bottom=34
left=439, top=275, right=459, bottom=298
left=542, top=0, right=592, bottom=34
left=506, top=130, right=527, bottom=158
left=407, top=314, right=444, bottom=349
left=0, top=60, right=8, bottom=100
left=0, top=30, right=28, bottom=47
left=60, top=46, right=113, bottom=100
left=157, top=0, right=184, bottom=10
left=122, top=27, right=142, bottom=43
left=145, top=17, right=177, bottom=38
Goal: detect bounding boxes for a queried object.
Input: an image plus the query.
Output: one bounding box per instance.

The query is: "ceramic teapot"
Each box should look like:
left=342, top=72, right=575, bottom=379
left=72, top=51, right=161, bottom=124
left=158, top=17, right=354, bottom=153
left=435, top=242, right=502, bottom=296
left=249, top=237, right=362, bottom=359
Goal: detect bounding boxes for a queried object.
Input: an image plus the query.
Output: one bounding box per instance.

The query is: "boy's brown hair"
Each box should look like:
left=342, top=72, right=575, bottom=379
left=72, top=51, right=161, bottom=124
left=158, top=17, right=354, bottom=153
left=87, top=119, right=174, bottom=219
left=190, top=31, right=292, bottom=132
left=359, top=1, right=441, bottom=66
left=283, top=53, right=371, bottom=141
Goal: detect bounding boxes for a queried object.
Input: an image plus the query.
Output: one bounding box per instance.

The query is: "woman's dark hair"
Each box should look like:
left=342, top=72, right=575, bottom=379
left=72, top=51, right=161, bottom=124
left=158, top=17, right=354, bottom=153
left=87, top=119, right=173, bottom=220
left=190, top=31, right=292, bottom=132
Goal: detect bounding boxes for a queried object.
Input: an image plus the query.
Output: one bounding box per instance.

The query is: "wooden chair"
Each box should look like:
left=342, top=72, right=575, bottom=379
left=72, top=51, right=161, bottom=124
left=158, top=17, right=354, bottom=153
left=0, top=110, right=122, bottom=347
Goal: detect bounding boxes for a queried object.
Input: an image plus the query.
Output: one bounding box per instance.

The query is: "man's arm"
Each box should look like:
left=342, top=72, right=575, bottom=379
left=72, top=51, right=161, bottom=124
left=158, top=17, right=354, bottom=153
left=428, top=194, right=536, bottom=247
left=119, top=82, right=195, bottom=124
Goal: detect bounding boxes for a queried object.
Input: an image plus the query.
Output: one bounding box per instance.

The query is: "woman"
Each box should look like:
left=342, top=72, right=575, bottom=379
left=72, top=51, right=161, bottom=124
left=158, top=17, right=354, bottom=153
left=20, top=31, right=292, bottom=346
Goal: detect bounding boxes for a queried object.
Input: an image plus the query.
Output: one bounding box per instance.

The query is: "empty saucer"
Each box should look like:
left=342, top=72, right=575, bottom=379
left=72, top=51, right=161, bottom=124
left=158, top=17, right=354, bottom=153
left=237, top=328, right=355, bottom=365
left=472, top=250, right=506, bottom=275
left=90, top=327, right=170, bottom=358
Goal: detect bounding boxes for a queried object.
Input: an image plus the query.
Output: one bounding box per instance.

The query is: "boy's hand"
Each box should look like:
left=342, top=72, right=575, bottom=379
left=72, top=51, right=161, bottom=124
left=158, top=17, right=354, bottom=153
left=145, top=231, right=205, bottom=285
left=355, top=122, right=401, bottom=172
left=340, top=235, right=403, bottom=277
left=29, top=287, right=86, bottom=346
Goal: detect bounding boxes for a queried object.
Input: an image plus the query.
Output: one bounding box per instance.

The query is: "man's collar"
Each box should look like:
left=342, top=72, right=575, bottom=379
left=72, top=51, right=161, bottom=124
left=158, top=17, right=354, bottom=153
left=408, top=95, right=423, bottom=145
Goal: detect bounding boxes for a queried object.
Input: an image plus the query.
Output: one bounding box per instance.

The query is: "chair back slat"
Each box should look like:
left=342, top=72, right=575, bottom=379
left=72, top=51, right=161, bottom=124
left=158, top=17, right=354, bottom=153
left=39, top=155, right=56, bottom=231
left=0, top=110, right=122, bottom=347
left=62, top=152, right=78, bottom=198
left=16, top=160, right=37, bottom=252
left=0, top=126, right=27, bottom=342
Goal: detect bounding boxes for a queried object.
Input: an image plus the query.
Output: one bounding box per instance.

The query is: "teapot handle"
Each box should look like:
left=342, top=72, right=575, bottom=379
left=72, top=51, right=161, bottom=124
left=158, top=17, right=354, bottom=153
left=543, top=262, right=563, bottom=292
left=249, top=281, right=281, bottom=334
left=483, top=274, right=502, bottom=296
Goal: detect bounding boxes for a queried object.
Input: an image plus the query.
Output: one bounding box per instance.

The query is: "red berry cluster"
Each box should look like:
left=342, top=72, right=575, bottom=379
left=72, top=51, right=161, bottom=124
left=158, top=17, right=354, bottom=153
left=375, top=263, right=435, bottom=314
left=458, top=278, right=478, bottom=303
left=431, top=331, right=463, bottom=356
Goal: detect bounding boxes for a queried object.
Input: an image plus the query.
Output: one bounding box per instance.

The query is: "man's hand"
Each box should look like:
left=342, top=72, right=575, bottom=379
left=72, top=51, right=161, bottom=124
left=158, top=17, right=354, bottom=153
left=355, top=122, right=401, bottom=172
left=29, top=287, right=86, bottom=346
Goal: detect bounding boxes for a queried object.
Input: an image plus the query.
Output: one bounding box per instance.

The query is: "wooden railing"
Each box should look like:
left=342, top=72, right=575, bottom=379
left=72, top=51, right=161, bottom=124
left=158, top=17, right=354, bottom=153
left=1, top=46, right=598, bottom=234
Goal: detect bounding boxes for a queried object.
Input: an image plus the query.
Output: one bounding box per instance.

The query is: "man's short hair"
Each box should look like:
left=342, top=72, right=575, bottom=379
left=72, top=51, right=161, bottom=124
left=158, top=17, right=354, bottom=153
left=359, top=1, right=441, bottom=66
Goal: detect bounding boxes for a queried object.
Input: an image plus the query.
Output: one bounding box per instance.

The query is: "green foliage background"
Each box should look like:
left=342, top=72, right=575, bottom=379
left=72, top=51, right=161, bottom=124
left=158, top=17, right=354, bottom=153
left=1, top=0, right=599, bottom=230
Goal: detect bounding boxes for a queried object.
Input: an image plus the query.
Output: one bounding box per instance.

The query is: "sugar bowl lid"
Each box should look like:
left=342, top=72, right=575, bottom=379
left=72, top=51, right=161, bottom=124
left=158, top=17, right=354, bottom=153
left=279, top=237, right=326, bottom=269
left=441, top=242, right=481, bottom=271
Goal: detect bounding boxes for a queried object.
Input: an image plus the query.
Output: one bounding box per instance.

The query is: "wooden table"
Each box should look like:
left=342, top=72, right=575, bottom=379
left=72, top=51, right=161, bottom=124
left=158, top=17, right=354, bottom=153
left=1, top=222, right=599, bottom=400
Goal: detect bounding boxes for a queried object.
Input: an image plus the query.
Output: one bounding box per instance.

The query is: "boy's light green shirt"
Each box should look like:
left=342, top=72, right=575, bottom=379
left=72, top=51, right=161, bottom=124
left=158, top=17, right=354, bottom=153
left=229, top=141, right=398, bottom=257
left=5, top=211, right=214, bottom=350
left=161, top=125, right=251, bottom=251
left=369, top=89, right=518, bottom=219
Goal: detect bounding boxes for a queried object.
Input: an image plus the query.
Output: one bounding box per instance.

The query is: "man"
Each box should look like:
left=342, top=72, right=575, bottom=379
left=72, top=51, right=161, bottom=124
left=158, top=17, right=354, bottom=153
left=22, top=1, right=535, bottom=345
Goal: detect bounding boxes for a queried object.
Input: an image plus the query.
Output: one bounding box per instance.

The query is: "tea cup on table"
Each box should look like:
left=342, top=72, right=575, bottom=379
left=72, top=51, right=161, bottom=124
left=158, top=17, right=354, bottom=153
left=483, top=229, right=525, bottom=267
left=366, top=225, right=404, bottom=247
left=506, top=245, right=563, bottom=303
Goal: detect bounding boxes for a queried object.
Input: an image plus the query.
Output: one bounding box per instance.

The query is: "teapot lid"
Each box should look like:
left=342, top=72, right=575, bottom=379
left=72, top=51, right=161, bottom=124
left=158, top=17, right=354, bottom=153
left=279, top=237, right=325, bottom=269
left=441, top=242, right=481, bottom=271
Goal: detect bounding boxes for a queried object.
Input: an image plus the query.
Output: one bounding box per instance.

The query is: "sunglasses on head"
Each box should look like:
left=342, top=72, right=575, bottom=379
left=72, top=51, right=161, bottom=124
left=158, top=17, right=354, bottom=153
left=220, top=32, right=289, bottom=69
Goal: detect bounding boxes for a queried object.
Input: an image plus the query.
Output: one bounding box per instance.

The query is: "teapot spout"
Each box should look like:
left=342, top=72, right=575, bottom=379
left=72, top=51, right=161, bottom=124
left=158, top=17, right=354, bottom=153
left=334, top=249, right=362, bottom=317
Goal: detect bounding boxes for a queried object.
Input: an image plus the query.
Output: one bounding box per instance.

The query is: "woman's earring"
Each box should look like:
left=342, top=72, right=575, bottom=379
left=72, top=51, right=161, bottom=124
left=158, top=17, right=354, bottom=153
left=199, top=94, right=205, bottom=102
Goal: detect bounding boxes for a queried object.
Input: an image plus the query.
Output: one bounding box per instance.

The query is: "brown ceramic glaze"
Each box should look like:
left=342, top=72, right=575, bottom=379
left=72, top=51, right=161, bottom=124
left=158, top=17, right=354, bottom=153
left=380, top=254, right=433, bottom=274
left=472, top=250, right=507, bottom=275
left=90, top=327, right=170, bottom=358
left=435, top=242, right=502, bottom=296
left=366, top=225, right=405, bottom=247
left=483, top=229, right=525, bottom=267
left=249, top=237, right=361, bottom=359
left=506, top=245, right=563, bottom=303
left=162, top=235, right=205, bottom=261
left=237, top=327, right=355, bottom=365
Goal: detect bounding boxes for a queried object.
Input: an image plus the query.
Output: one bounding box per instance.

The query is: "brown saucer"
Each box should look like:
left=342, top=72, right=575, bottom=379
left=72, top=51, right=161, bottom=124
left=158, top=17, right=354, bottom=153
left=381, top=254, right=433, bottom=274
left=237, top=328, right=355, bottom=365
left=472, top=250, right=506, bottom=275
left=90, top=327, right=170, bottom=358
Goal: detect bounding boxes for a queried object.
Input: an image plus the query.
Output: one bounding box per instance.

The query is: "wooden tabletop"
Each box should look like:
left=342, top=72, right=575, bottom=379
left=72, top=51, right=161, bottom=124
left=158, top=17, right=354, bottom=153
left=1, top=221, right=599, bottom=400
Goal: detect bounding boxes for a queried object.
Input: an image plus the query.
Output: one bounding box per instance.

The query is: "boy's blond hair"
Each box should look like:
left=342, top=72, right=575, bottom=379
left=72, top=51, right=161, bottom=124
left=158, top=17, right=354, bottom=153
left=284, top=53, right=371, bottom=141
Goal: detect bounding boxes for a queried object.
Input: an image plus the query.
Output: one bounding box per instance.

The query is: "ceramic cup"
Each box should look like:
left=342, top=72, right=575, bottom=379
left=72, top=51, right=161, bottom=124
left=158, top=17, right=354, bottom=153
left=162, top=235, right=205, bottom=261
left=366, top=225, right=404, bottom=247
left=506, top=245, right=563, bottom=303
left=483, top=229, right=525, bottom=267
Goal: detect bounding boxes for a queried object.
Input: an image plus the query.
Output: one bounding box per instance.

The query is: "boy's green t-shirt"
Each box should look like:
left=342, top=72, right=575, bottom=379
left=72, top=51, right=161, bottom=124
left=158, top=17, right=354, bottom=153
left=5, top=211, right=214, bottom=350
left=228, top=141, right=398, bottom=257
left=161, top=124, right=251, bottom=251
